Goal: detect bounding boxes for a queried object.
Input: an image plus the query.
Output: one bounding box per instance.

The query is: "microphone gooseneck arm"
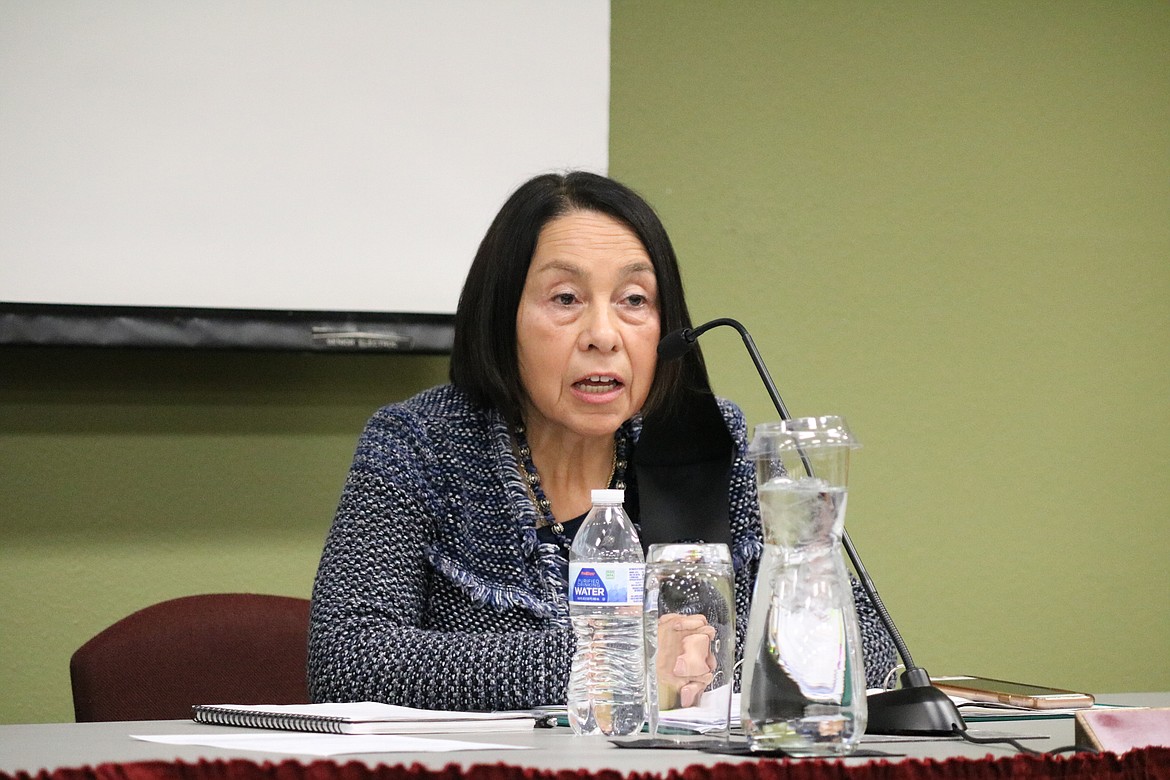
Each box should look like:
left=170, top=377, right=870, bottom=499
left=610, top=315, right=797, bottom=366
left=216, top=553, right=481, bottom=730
left=670, top=318, right=794, bottom=420
left=660, top=318, right=910, bottom=667
left=659, top=317, right=965, bottom=735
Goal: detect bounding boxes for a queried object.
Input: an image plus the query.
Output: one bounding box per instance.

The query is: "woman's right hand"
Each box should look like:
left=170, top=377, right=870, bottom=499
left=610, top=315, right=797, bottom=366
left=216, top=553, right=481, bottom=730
left=655, top=613, right=717, bottom=710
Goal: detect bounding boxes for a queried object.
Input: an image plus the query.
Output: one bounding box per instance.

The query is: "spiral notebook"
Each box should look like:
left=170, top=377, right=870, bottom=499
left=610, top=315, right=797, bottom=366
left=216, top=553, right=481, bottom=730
left=192, top=702, right=537, bottom=735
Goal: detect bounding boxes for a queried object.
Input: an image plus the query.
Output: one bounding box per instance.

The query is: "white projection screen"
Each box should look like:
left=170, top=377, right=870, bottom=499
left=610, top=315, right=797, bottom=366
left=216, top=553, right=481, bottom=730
left=0, top=1, right=610, bottom=352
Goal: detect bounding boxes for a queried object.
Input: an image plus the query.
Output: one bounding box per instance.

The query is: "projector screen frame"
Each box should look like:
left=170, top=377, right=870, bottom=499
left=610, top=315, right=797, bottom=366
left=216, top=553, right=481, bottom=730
left=0, top=302, right=454, bottom=354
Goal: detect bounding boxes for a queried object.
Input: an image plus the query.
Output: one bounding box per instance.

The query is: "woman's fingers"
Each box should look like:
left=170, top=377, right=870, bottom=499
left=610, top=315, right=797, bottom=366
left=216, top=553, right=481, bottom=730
left=674, top=633, right=717, bottom=678
left=656, top=612, right=720, bottom=708
left=678, top=680, right=708, bottom=709
left=663, top=613, right=710, bottom=632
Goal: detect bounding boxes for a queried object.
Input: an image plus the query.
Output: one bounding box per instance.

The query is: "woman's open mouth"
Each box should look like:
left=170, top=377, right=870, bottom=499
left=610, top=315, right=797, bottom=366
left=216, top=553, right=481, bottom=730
left=573, top=374, right=623, bottom=395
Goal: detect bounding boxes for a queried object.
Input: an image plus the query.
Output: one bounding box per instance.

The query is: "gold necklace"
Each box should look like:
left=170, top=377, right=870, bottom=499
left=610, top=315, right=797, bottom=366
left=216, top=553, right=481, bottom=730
left=514, top=424, right=627, bottom=535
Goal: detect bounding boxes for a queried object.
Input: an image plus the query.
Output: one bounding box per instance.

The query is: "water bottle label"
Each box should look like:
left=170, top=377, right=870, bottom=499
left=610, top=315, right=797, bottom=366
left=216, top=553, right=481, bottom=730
left=568, top=562, right=645, bottom=606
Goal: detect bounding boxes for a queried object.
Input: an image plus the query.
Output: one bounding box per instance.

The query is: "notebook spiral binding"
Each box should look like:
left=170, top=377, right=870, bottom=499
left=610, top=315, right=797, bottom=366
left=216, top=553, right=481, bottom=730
left=192, top=705, right=346, bottom=734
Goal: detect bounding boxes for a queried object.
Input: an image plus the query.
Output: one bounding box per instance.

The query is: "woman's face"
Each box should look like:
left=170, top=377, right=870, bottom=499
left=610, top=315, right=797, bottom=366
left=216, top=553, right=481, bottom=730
left=515, top=210, right=660, bottom=441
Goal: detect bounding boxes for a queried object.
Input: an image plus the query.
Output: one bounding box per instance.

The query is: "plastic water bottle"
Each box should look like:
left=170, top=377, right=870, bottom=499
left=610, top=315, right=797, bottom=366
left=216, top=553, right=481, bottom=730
left=567, top=488, right=646, bottom=736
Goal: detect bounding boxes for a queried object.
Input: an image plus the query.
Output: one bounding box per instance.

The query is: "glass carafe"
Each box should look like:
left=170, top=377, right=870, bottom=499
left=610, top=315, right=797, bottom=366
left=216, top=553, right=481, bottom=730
left=740, top=416, right=867, bottom=755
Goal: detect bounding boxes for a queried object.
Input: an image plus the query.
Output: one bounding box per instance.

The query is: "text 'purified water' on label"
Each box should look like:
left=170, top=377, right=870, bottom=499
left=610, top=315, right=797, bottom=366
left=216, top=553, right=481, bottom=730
left=568, top=563, right=645, bottom=606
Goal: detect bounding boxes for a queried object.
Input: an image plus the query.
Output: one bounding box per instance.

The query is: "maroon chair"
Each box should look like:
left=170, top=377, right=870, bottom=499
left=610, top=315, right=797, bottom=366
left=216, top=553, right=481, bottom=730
left=70, top=593, right=311, bottom=722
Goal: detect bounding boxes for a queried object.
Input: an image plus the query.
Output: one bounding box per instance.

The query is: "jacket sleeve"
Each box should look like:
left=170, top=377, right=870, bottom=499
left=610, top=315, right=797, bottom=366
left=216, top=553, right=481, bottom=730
left=722, top=399, right=764, bottom=670
left=307, top=409, right=572, bottom=711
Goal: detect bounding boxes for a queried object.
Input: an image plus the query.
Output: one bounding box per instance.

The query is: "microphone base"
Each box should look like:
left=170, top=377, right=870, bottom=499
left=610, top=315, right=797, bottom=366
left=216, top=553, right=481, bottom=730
left=866, top=684, right=967, bottom=736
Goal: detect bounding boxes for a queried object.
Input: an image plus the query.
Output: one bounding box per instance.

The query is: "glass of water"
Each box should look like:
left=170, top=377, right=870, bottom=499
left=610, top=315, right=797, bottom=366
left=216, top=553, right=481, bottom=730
left=644, top=542, right=735, bottom=741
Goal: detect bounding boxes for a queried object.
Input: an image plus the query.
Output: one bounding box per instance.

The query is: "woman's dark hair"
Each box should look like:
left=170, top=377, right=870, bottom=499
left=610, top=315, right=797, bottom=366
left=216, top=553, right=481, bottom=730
left=449, top=171, right=712, bottom=425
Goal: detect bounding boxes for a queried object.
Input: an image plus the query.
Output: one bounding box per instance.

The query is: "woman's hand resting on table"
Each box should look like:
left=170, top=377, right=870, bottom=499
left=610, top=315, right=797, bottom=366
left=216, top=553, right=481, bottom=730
left=655, top=613, right=717, bottom=710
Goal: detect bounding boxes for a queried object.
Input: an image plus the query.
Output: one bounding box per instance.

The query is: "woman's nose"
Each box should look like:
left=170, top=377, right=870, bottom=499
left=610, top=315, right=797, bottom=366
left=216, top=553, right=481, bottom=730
left=580, top=305, right=620, bottom=352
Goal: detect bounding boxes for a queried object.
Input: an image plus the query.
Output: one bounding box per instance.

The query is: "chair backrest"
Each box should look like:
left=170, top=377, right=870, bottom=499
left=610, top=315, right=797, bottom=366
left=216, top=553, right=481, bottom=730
left=70, top=592, right=311, bottom=722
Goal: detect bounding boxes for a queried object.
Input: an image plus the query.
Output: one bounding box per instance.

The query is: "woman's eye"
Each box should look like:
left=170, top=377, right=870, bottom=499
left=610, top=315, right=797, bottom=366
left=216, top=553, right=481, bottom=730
left=625, top=293, right=649, bottom=307
left=553, top=292, right=577, bottom=306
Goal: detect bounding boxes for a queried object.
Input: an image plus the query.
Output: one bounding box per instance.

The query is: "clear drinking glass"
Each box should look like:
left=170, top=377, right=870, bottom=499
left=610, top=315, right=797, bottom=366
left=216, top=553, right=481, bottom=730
left=740, top=416, right=868, bottom=756
left=644, top=543, right=736, bottom=741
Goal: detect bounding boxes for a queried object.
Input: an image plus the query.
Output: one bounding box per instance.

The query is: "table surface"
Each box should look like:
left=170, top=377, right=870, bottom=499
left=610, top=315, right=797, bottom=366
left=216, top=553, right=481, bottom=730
left=2, top=693, right=1165, bottom=775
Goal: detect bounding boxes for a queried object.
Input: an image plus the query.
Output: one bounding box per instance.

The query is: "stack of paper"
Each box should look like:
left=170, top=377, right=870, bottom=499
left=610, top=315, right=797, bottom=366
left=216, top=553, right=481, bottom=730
left=192, top=701, right=537, bottom=735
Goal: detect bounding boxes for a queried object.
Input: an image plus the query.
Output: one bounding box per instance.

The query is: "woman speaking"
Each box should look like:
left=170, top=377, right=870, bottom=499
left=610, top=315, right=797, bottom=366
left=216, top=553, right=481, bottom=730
left=307, top=171, right=895, bottom=711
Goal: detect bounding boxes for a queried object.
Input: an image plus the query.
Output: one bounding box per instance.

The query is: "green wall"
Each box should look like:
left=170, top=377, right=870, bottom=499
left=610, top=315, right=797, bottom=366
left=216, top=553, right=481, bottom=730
left=2, top=2, right=1167, bottom=724
left=610, top=1, right=1169, bottom=695
left=0, top=349, right=450, bottom=723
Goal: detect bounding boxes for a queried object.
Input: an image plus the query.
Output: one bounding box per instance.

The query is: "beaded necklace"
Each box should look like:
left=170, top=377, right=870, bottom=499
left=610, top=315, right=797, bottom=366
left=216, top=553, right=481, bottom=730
left=513, top=423, right=628, bottom=538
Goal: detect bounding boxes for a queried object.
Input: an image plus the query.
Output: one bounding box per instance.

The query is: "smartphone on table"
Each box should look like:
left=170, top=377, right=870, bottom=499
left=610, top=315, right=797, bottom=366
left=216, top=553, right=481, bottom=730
left=931, top=675, right=1095, bottom=710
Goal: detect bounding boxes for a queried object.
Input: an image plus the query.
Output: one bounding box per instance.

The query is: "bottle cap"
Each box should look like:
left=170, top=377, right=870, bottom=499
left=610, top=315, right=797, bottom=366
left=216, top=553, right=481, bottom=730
left=591, top=488, right=625, bottom=504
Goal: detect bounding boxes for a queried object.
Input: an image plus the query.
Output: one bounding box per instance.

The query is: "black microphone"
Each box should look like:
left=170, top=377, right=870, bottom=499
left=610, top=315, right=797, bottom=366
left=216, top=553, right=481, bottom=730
left=659, top=318, right=966, bottom=736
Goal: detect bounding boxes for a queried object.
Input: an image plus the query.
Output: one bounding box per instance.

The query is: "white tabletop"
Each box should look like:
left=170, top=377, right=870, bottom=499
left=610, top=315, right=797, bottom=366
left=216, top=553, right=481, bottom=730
left=2, top=693, right=1163, bottom=775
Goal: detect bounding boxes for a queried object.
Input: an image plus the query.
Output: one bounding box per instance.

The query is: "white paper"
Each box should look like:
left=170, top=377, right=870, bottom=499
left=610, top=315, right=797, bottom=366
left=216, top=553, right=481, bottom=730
left=656, top=686, right=736, bottom=734
left=131, top=732, right=528, bottom=757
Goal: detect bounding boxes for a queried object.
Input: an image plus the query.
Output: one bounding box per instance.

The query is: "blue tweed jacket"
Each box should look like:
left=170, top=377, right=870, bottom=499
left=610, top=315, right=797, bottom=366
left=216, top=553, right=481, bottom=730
left=308, top=384, right=894, bottom=710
